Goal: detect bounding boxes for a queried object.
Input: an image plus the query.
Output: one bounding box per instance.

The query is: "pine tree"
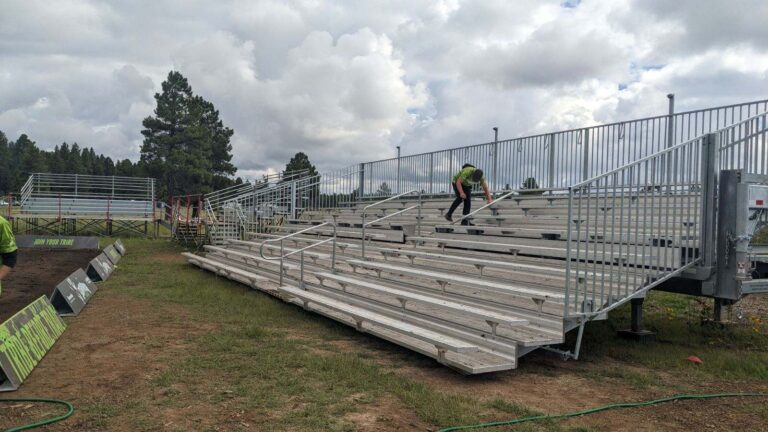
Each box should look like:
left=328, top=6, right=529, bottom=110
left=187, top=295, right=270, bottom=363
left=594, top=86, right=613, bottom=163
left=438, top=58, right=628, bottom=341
left=283, top=152, right=320, bottom=202
left=284, top=152, right=319, bottom=178
left=0, top=132, right=10, bottom=194
left=140, top=71, right=237, bottom=197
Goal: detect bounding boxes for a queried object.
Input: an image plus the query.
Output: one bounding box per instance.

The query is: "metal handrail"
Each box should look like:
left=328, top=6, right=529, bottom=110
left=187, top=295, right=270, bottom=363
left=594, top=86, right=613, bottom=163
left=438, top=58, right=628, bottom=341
left=361, top=189, right=422, bottom=257
left=450, top=187, right=575, bottom=225
left=259, top=221, right=337, bottom=288
left=569, top=112, right=768, bottom=191
left=450, top=190, right=513, bottom=225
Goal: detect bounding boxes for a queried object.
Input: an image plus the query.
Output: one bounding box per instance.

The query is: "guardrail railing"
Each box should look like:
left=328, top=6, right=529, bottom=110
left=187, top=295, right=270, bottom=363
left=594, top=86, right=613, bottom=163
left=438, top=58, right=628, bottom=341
left=563, top=111, right=768, bottom=319
left=259, top=222, right=338, bottom=288
left=361, top=190, right=422, bottom=258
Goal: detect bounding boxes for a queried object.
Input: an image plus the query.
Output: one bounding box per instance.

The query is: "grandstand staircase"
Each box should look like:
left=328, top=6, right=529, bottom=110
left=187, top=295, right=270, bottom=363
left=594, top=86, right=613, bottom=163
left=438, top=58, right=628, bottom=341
left=184, top=102, right=768, bottom=373
left=182, top=191, right=673, bottom=373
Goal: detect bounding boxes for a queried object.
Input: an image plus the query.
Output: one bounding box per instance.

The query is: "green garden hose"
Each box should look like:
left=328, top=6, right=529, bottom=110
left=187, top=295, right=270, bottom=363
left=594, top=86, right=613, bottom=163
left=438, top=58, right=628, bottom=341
left=439, top=392, right=767, bottom=432
left=0, top=398, right=74, bottom=432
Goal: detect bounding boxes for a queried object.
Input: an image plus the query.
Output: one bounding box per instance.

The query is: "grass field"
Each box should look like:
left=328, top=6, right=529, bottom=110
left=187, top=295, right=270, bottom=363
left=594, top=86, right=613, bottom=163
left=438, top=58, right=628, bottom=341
left=3, top=238, right=768, bottom=431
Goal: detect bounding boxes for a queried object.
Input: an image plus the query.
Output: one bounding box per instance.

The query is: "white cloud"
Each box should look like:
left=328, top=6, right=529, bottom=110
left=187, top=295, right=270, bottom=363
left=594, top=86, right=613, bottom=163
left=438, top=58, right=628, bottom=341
left=0, top=0, right=767, bottom=180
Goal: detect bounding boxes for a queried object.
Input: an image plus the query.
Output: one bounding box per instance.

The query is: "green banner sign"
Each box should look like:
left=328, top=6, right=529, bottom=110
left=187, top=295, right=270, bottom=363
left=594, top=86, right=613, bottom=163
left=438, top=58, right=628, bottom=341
left=104, top=244, right=121, bottom=265
left=0, top=296, right=67, bottom=391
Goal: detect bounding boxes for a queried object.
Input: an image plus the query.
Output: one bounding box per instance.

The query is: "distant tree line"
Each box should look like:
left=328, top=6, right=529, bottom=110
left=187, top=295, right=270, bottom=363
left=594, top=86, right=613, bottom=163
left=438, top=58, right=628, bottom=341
left=0, top=132, right=142, bottom=195
left=0, top=71, right=242, bottom=199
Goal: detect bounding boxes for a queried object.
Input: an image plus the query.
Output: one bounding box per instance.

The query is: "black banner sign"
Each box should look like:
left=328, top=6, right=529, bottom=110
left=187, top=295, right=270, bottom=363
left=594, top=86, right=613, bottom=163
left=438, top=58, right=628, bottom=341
left=86, top=253, right=114, bottom=282
left=15, top=235, right=100, bottom=250
left=50, top=269, right=98, bottom=316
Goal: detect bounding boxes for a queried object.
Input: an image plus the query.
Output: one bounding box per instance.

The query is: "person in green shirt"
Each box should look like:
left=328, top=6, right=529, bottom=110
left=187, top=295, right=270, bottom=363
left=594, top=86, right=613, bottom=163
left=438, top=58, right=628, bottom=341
left=445, top=164, right=493, bottom=225
left=0, top=215, right=18, bottom=296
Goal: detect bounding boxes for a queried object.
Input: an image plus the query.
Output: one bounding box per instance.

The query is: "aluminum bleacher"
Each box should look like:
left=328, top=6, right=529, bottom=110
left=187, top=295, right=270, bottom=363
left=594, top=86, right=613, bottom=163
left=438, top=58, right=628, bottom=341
left=14, top=173, right=156, bottom=237
left=184, top=98, right=768, bottom=373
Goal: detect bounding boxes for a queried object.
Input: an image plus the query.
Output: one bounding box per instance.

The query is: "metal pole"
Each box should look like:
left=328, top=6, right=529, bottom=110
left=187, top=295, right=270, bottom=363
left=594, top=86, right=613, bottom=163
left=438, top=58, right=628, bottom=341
left=417, top=191, right=422, bottom=236
left=666, top=94, right=675, bottom=193
left=548, top=133, right=556, bottom=191
left=290, top=181, right=297, bottom=219
left=581, top=128, right=590, bottom=181
left=300, top=250, right=305, bottom=289
left=359, top=163, right=365, bottom=199
left=667, top=94, right=675, bottom=148
left=700, top=133, right=719, bottom=271
left=331, top=223, right=337, bottom=271
left=396, top=146, right=401, bottom=194
left=428, top=153, right=434, bottom=195
left=279, top=239, right=284, bottom=286
left=492, top=127, right=499, bottom=192
left=361, top=209, right=367, bottom=258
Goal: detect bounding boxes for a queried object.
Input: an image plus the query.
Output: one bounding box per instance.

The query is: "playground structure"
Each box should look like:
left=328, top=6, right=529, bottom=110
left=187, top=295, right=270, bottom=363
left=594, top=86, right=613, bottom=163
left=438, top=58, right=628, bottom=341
left=10, top=173, right=156, bottom=237
left=181, top=96, right=766, bottom=372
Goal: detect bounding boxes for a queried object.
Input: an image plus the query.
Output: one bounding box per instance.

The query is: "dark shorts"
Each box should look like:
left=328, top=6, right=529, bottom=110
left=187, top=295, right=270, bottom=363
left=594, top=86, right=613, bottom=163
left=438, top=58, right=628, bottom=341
left=0, top=250, right=18, bottom=268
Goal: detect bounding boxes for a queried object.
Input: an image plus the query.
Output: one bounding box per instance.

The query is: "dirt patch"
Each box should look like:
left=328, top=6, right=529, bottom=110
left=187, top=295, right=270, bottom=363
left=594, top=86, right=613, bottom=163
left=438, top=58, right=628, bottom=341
left=152, top=253, right=186, bottom=264
left=0, top=249, right=96, bottom=322
left=342, top=395, right=431, bottom=431
left=0, top=291, right=217, bottom=431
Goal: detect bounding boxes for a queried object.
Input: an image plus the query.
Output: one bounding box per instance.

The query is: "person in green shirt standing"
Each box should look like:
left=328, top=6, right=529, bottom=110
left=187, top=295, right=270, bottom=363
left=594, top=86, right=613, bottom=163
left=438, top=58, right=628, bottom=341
left=445, top=164, right=493, bottom=226
left=0, top=215, right=18, bottom=297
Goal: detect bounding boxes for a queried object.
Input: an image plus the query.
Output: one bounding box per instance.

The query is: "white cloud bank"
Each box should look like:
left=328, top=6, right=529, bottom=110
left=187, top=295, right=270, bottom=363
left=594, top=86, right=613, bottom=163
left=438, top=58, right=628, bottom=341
left=1, top=0, right=767, bottom=180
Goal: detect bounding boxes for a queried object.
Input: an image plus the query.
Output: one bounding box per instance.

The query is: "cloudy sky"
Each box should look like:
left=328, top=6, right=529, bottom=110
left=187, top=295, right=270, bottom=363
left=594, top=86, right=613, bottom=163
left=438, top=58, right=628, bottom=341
left=1, top=0, right=767, bottom=180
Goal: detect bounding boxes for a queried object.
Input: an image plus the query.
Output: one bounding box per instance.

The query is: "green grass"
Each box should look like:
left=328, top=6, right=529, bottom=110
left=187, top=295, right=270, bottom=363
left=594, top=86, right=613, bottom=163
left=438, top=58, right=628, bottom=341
left=575, top=291, right=768, bottom=383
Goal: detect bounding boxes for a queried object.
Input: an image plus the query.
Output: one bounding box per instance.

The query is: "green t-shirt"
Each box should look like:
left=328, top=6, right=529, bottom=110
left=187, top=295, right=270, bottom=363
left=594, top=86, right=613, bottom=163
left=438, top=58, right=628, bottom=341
left=0, top=215, right=17, bottom=254
left=452, top=167, right=486, bottom=187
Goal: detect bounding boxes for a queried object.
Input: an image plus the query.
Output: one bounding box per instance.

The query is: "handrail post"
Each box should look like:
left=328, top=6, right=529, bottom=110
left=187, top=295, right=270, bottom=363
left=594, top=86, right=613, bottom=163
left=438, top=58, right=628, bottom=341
left=361, top=209, right=367, bottom=258
left=581, top=128, right=590, bottom=181
left=417, top=191, right=422, bottom=235
left=564, top=187, right=574, bottom=317
left=331, top=223, right=337, bottom=272
left=547, top=133, right=556, bottom=191
left=300, top=250, right=305, bottom=289
left=279, top=239, right=284, bottom=286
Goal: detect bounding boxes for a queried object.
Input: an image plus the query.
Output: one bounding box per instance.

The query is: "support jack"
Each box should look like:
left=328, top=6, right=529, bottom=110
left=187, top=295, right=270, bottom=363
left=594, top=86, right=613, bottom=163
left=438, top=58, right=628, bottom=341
left=618, top=297, right=656, bottom=342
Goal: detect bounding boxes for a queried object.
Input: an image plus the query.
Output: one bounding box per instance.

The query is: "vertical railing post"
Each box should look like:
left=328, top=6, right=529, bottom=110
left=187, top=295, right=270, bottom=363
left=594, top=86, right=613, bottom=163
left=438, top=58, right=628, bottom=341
left=666, top=94, right=676, bottom=192
left=331, top=223, right=337, bottom=272
left=290, top=181, right=297, bottom=220
left=396, top=146, right=401, bottom=194
left=279, top=239, right=284, bottom=286
left=361, top=209, right=367, bottom=259
left=492, top=127, right=499, bottom=192
left=300, top=250, right=305, bottom=289
left=547, top=133, right=556, bottom=191
left=581, top=128, right=590, bottom=181
left=699, top=133, right=719, bottom=270
left=417, top=191, right=422, bottom=236
left=359, top=163, right=365, bottom=199
left=428, top=152, right=434, bottom=195
left=564, top=187, right=574, bottom=316
left=185, top=196, right=191, bottom=224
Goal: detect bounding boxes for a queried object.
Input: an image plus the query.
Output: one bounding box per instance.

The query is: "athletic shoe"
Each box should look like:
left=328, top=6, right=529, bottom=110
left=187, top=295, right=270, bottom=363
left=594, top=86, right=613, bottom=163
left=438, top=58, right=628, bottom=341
left=444, top=214, right=453, bottom=222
